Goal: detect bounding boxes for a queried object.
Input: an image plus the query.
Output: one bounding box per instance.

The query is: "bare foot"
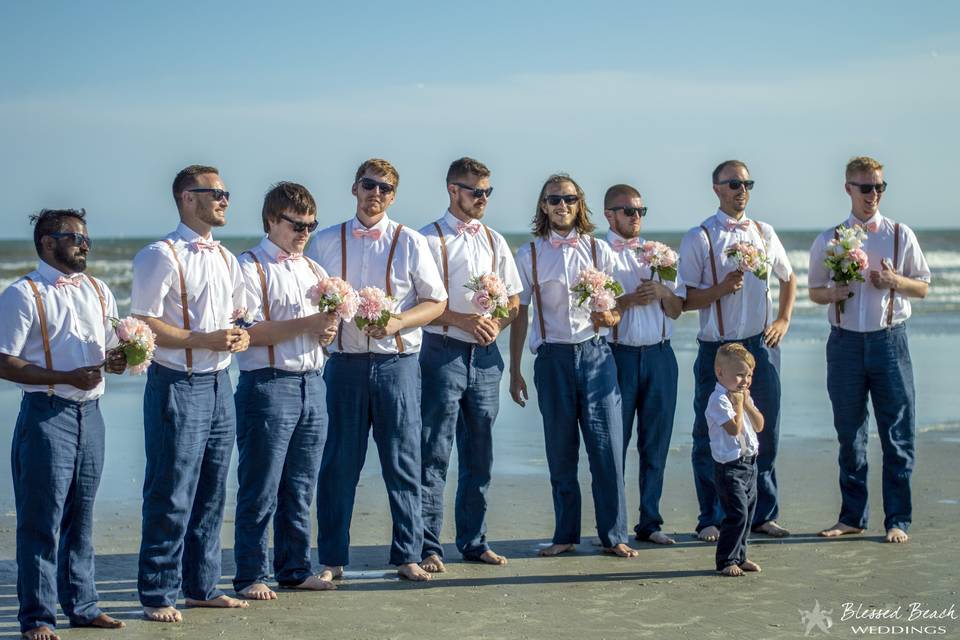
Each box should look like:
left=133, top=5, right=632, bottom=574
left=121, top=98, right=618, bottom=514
left=313, top=566, right=344, bottom=590
left=420, top=554, right=446, bottom=573
left=538, top=543, right=576, bottom=557
left=646, top=531, right=676, bottom=545
left=22, top=626, right=59, bottom=640
left=478, top=549, right=508, bottom=566
left=184, top=595, right=249, bottom=609
left=754, top=520, right=790, bottom=537
left=602, top=543, right=639, bottom=558
left=238, top=582, right=277, bottom=600
left=818, top=522, right=865, bottom=538
left=697, top=526, right=720, bottom=542
left=739, top=559, right=762, bottom=572
left=143, top=606, right=182, bottom=623
left=398, top=562, right=432, bottom=581
left=885, top=527, right=909, bottom=544
left=720, top=564, right=745, bottom=577
left=81, top=613, right=125, bottom=629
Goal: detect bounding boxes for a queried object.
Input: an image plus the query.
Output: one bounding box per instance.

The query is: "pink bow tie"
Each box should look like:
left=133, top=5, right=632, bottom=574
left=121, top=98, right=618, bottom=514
left=190, top=239, right=221, bottom=252
left=352, top=227, right=382, bottom=241
left=277, top=252, right=303, bottom=263
left=612, top=238, right=640, bottom=252
left=550, top=237, right=578, bottom=249
left=865, top=221, right=880, bottom=233
left=55, top=274, right=83, bottom=288
left=456, top=222, right=481, bottom=236
left=723, top=218, right=751, bottom=231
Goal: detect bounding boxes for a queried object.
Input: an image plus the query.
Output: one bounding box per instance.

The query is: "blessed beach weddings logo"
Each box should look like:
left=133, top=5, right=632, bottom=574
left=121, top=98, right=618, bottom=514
left=799, top=601, right=957, bottom=636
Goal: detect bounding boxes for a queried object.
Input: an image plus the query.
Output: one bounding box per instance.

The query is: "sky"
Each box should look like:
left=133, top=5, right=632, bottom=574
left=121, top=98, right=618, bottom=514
left=1, top=1, right=958, bottom=238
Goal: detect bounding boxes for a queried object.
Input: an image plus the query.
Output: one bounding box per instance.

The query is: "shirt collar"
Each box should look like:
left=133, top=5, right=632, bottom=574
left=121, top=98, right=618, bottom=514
left=548, top=229, right=578, bottom=242
left=443, top=209, right=481, bottom=233
left=605, top=229, right=645, bottom=245
left=846, top=211, right=883, bottom=229
left=714, top=209, right=751, bottom=227
left=36, top=259, right=73, bottom=285
left=352, top=214, right=391, bottom=234
left=175, top=221, right=213, bottom=243
left=715, top=382, right=730, bottom=395
left=259, top=236, right=285, bottom=261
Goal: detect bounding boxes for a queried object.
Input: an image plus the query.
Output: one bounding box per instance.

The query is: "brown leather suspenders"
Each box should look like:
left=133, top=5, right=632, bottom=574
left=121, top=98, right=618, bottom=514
left=832, top=222, right=900, bottom=327
left=242, top=251, right=275, bottom=368
left=530, top=236, right=598, bottom=343
left=433, top=221, right=498, bottom=335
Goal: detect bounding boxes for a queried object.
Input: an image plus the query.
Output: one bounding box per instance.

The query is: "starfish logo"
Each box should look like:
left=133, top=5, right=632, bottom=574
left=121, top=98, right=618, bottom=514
left=799, top=600, right=834, bottom=636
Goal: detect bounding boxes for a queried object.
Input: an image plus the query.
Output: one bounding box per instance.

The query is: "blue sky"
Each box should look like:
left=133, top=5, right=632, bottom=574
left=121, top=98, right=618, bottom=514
left=2, top=1, right=958, bottom=238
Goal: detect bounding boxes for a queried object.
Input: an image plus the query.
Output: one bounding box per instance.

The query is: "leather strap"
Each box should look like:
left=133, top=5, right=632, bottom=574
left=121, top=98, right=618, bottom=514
left=24, top=277, right=55, bottom=395
left=338, top=223, right=347, bottom=352
left=243, top=251, right=274, bottom=368
left=385, top=224, right=405, bottom=353
left=433, top=222, right=450, bottom=335
left=887, top=223, right=900, bottom=327
left=833, top=227, right=842, bottom=325
left=483, top=225, right=497, bottom=272
left=84, top=275, right=106, bottom=320
left=701, top=225, right=726, bottom=339
left=530, top=241, right=547, bottom=341
left=162, top=239, right=193, bottom=372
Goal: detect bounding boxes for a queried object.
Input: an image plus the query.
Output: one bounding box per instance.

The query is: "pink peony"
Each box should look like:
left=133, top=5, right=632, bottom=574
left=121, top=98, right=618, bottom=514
left=355, top=286, right=393, bottom=329
left=308, top=277, right=359, bottom=322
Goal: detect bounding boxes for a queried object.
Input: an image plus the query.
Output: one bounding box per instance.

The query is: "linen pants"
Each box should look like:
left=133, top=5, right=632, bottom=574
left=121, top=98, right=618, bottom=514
left=611, top=341, right=678, bottom=539
left=533, top=338, right=628, bottom=548
left=826, top=324, right=916, bottom=532
left=233, top=368, right=327, bottom=591
left=316, top=353, right=424, bottom=567
left=692, top=333, right=781, bottom=531
left=419, top=332, right=503, bottom=561
left=138, top=363, right=236, bottom=607
left=12, top=393, right=105, bottom=633
left=714, top=458, right=758, bottom=570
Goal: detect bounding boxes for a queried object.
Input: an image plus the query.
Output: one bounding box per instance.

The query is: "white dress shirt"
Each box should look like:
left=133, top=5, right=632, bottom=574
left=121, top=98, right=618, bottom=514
left=0, top=260, right=119, bottom=401
left=808, top=212, right=930, bottom=332
left=130, top=222, right=245, bottom=373
left=306, top=215, right=447, bottom=354
left=420, top=210, right=524, bottom=344
left=606, top=230, right=686, bottom=347
left=235, top=237, right=329, bottom=372
left=706, top=383, right=760, bottom=464
left=516, top=231, right=618, bottom=353
left=678, top=210, right=793, bottom=341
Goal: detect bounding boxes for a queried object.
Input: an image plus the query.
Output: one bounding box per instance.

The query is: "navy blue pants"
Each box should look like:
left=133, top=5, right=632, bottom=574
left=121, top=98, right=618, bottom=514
left=12, top=393, right=105, bottom=633
left=138, top=364, right=236, bottom=607
left=826, top=324, right=916, bottom=532
left=692, top=334, right=780, bottom=531
left=419, top=333, right=502, bottom=560
left=611, top=341, right=678, bottom=539
left=233, top=368, right=327, bottom=591
left=714, top=457, right=758, bottom=570
left=316, top=353, right=424, bottom=567
left=533, top=338, right=628, bottom=548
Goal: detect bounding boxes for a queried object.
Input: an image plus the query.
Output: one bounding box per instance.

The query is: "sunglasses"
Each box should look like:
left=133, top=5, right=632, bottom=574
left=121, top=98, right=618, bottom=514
left=608, top=206, right=647, bottom=217
left=357, top=177, right=396, bottom=194
left=848, top=181, right=887, bottom=194
left=453, top=183, right=494, bottom=199
left=279, top=213, right=319, bottom=233
left=48, top=232, right=92, bottom=248
left=188, top=188, right=230, bottom=201
left=717, top=179, right=755, bottom=191
left=544, top=194, right=580, bottom=206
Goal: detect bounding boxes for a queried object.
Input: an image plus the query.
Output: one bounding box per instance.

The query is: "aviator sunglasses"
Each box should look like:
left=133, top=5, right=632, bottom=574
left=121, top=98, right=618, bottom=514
left=187, top=188, right=230, bottom=201
left=357, top=177, right=396, bottom=194
left=847, top=181, right=887, bottom=194
left=453, top=183, right=494, bottom=199
left=717, top=179, right=755, bottom=191
left=48, top=232, right=92, bottom=248
left=544, top=194, right=580, bottom=206
left=279, top=213, right=319, bottom=233
left=607, top=206, right=647, bottom=217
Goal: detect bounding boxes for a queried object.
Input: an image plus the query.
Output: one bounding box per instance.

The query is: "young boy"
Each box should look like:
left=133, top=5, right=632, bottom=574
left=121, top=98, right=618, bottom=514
left=706, top=343, right=764, bottom=576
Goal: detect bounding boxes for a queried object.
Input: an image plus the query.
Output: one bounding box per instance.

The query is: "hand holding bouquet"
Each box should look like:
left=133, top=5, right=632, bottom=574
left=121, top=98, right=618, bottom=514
left=638, top=241, right=679, bottom=282
left=824, top=225, right=869, bottom=313
left=725, top=242, right=771, bottom=280
left=571, top=266, right=624, bottom=312
left=230, top=307, right=256, bottom=329
left=464, top=273, right=511, bottom=319
left=354, top=286, right=395, bottom=330
left=307, top=276, right=360, bottom=322
left=110, top=316, right=156, bottom=375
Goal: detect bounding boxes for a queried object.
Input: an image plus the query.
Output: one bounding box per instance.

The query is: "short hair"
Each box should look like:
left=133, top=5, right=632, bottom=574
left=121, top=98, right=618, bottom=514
left=845, top=156, right=883, bottom=179
left=603, top=184, right=642, bottom=209
left=29, top=208, right=87, bottom=255
left=715, top=342, right=755, bottom=370
left=446, top=157, right=491, bottom=184
left=712, top=160, right=749, bottom=184
left=172, top=164, right=220, bottom=206
left=261, top=182, right=317, bottom=233
left=532, top=173, right=596, bottom=238
left=354, top=158, right=399, bottom=188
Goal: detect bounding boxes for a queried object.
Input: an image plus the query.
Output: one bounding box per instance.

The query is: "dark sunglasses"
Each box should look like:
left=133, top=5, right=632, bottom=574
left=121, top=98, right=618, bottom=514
left=717, top=179, right=755, bottom=191
left=453, top=183, right=493, bottom=199
left=188, top=188, right=230, bottom=201
left=848, top=181, right=887, bottom=194
left=357, top=177, right=396, bottom=194
left=608, top=206, right=647, bottom=217
left=279, top=213, right=319, bottom=233
left=544, top=194, right=580, bottom=206
left=48, top=232, right=92, bottom=248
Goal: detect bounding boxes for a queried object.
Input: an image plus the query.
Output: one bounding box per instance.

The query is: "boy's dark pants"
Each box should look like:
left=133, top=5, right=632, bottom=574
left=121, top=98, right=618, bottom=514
left=714, top=456, right=758, bottom=570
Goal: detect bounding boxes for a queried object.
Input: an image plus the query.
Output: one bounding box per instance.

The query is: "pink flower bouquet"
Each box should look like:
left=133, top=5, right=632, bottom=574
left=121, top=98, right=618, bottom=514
left=307, top=276, right=359, bottom=322
left=638, top=240, right=679, bottom=281
left=571, top=266, right=624, bottom=312
left=824, top=225, right=869, bottom=312
left=230, top=307, right=256, bottom=328
left=110, top=316, right=156, bottom=375
left=354, top=286, right=395, bottom=330
left=725, top=242, right=771, bottom=280
left=464, top=273, right=511, bottom=319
